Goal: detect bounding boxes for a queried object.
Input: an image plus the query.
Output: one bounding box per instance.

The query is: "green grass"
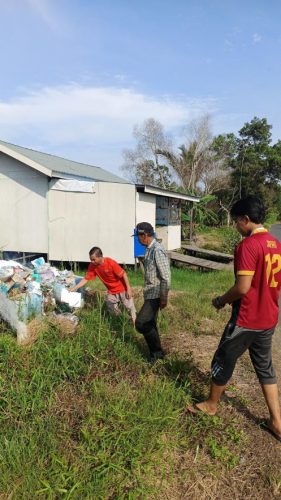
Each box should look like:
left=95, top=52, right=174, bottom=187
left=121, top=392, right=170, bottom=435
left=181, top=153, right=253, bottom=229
left=0, top=267, right=244, bottom=499
left=0, top=316, right=187, bottom=498
left=123, top=266, right=233, bottom=293
left=74, top=262, right=233, bottom=293
left=195, top=226, right=241, bottom=253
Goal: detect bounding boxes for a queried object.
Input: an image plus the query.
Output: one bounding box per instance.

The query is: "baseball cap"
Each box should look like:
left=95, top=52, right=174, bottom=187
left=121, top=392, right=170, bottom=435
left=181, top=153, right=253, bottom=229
left=132, top=222, right=155, bottom=236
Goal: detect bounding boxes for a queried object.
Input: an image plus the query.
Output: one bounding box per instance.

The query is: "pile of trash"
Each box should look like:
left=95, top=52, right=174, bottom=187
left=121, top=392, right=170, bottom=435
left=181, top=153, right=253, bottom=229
left=0, top=257, right=83, bottom=344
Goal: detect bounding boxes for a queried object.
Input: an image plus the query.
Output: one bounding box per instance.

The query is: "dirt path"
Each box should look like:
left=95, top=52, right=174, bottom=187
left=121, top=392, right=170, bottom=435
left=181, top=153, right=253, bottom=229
left=162, top=290, right=281, bottom=497
left=158, top=226, right=281, bottom=498
left=270, top=224, right=281, bottom=378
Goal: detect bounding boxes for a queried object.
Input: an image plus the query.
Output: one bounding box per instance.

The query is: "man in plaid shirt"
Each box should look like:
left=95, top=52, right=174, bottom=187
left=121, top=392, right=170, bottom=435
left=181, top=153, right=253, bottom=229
left=135, top=222, right=171, bottom=362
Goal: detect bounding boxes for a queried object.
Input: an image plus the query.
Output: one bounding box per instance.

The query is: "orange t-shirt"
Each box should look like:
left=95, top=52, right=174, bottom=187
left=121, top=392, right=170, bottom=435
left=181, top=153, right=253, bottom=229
left=85, top=257, right=125, bottom=294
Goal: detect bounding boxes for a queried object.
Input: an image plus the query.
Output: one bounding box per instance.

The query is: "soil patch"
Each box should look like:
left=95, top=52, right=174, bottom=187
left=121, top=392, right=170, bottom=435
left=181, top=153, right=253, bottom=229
left=160, top=292, right=281, bottom=499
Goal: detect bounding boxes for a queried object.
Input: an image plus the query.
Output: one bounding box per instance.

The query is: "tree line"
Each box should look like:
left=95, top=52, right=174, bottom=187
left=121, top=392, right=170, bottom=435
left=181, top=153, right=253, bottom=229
left=121, top=116, right=281, bottom=226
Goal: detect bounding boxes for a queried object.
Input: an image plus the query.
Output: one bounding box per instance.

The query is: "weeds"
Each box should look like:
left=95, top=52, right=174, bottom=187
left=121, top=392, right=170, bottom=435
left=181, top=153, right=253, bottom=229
left=0, top=267, right=256, bottom=498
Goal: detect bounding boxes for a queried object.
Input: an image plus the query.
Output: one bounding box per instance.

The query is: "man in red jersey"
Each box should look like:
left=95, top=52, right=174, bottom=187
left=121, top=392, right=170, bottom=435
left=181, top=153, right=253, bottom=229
left=189, top=196, right=281, bottom=441
left=70, top=246, right=136, bottom=324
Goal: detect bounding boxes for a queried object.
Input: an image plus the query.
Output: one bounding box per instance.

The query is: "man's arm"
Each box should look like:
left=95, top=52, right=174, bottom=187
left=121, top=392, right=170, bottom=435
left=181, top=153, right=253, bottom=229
left=155, top=250, right=171, bottom=309
left=111, top=259, right=133, bottom=299
left=213, top=275, right=253, bottom=309
left=69, top=277, right=88, bottom=292
left=122, top=272, right=133, bottom=299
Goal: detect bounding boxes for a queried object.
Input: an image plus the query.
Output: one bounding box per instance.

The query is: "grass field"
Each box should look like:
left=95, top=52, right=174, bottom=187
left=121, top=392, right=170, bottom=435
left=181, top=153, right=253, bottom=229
left=0, top=266, right=279, bottom=498
left=195, top=226, right=242, bottom=253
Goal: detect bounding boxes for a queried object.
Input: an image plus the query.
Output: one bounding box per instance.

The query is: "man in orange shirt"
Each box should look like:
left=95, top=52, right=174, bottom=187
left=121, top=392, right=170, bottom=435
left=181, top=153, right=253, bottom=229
left=70, top=246, right=136, bottom=324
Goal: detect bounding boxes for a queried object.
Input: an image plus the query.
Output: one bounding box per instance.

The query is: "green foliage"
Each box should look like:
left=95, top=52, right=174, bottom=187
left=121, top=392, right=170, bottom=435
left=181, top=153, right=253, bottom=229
left=211, top=117, right=281, bottom=222
left=124, top=115, right=281, bottom=220
left=265, top=208, right=279, bottom=225
left=206, top=437, right=240, bottom=468
left=181, top=194, right=219, bottom=234
left=192, top=225, right=241, bottom=254
left=135, top=158, right=172, bottom=189
left=193, top=194, right=219, bottom=226
left=211, top=133, right=237, bottom=161
left=220, top=227, right=242, bottom=254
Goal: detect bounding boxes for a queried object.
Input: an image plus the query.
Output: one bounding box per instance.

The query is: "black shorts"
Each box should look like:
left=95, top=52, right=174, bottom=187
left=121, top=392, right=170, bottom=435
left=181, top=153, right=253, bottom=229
left=211, top=318, right=276, bottom=386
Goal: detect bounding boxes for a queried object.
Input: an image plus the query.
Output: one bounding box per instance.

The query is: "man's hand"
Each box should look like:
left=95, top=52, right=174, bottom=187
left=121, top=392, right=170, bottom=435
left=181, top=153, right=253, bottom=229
left=160, top=299, right=168, bottom=309
left=125, top=287, right=133, bottom=299
left=212, top=296, right=224, bottom=310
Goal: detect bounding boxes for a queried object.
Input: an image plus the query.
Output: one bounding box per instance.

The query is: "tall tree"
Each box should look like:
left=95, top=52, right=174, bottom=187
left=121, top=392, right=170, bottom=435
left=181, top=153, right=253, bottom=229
left=231, top=117, right=273, bottom=199
left=209, top=133, right=237, bottom=225
left=267, top=140, right=281, bottom=186
left=158, top=115, right=211, bottom=193
left=158, top=115, right=231, bottom=195
left=214, top=117, right=281, bottom=220
left=121, top=118, right=173, bottom=188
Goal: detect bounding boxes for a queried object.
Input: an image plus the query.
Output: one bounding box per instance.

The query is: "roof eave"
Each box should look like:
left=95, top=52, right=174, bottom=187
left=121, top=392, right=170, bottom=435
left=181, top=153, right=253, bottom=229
left=0, top=144, right=52, bottom=177
left=136, top=184, right=200, bottom=202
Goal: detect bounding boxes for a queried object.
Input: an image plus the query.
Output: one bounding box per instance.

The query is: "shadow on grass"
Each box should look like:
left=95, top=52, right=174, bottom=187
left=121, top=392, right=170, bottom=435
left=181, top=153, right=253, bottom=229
left=89, top=302, right=261, bottom=426
left=221, top=392, right=261, bottom=425
left=152, top=352, right=212, bottom=402
left=105, top=309, right=213, bottom=401
left=152, top=354, right=261, bottom=425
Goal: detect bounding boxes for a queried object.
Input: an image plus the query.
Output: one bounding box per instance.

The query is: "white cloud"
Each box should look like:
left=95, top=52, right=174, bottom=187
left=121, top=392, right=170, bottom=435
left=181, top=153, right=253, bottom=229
left=0, top=84, right=217, bottom=170
left=252, top=33, right=262, bottom=44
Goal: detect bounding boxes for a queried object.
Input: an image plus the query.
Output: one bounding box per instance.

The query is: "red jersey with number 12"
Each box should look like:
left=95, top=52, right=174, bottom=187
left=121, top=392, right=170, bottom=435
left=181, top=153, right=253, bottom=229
left=235, top=230, right=281, bottom=329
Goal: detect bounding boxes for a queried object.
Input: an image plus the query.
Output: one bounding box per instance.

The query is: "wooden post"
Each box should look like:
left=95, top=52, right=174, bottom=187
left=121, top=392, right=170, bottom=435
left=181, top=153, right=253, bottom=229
left=189, top=203, right=194, bottom=243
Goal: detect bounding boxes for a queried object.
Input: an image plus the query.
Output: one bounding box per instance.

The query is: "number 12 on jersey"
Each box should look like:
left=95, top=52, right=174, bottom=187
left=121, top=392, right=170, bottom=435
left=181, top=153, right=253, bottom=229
left=265, top=253, right=281, bottom=288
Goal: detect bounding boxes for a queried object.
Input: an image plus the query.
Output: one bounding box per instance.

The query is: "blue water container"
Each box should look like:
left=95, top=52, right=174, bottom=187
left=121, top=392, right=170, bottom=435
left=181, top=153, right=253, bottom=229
left=133, top=229, right=146, bottom=258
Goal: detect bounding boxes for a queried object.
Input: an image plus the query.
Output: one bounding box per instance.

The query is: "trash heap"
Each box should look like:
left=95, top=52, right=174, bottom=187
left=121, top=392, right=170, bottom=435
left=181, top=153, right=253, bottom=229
left=0, top=257, right=83, bottom=344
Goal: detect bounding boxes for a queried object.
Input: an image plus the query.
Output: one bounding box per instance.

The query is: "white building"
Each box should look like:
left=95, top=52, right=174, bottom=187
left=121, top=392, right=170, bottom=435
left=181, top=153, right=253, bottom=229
left=0, top=140, right=199, bottom=264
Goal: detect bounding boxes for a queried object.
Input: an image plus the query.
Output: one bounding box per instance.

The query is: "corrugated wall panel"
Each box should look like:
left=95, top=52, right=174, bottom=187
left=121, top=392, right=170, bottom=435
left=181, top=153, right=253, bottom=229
left=48, top=182, right=136, bottom=263
left=0, top=154, right=48, bottom=253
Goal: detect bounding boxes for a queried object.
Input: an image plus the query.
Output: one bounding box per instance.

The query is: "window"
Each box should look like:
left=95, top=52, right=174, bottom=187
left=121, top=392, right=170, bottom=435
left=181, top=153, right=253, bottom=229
left=169, top=198, right=180, bottom=224
left=156, top=196, right=181, bottom=225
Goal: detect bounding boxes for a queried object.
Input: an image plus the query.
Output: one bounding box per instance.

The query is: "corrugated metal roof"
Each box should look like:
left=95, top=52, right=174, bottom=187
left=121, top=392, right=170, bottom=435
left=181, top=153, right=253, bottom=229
left=0, top=139, right=129, bottom=184
left=136, top=184, right=200, bottom=202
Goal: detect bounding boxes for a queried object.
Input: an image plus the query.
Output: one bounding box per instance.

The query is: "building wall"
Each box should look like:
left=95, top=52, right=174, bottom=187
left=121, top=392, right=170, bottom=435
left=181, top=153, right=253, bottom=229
left=155, top=226, right=168, bottom=248
left=136, top=192, right=181, bottom=251
left=0, top=154, right=48, bottom=253
left=48, top=182, right=136, bottom=263
left=135, top=192, right=155, bottom=225
left=167, top=224, right=181, bottom=250
left=155, top=225, right=181, bottom=250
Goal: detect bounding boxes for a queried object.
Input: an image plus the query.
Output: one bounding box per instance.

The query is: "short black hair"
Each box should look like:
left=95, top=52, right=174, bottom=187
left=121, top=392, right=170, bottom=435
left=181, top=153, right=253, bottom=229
left=230, top=196, right=266, bottom=223
left=89, top=246, right=103, bottom=257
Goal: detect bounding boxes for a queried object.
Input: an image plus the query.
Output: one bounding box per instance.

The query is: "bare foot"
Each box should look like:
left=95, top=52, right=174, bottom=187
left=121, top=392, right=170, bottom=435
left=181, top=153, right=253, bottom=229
left=195, top=401, right=217, bottom=416
left=187, top=402, right=217, bottom=416
left=261, top=420, right=281, bottom=442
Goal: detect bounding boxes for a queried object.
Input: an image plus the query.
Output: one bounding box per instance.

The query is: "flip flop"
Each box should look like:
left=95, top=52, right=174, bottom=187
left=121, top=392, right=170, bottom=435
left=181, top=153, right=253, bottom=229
left=186, top=404, right=216, bottom=416
left=186, top=405, right=201, bottom=415
left=260, top=421, right=281, bottom=442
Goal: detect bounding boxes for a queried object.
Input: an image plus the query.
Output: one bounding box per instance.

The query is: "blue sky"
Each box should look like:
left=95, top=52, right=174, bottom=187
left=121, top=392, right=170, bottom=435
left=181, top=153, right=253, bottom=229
left=0, top=0, right=281, bottom=174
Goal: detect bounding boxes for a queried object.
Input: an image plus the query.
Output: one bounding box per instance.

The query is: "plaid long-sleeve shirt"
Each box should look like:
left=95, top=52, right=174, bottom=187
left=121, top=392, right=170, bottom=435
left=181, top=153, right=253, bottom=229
left=143, top=239, right=171, bottom=300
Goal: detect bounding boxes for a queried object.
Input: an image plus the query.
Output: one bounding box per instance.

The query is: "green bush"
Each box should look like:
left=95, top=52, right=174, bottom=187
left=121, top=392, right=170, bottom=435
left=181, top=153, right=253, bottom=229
left=220, top=227, right=241, bottom=254
left=265, top=208, right=279, bottom=226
